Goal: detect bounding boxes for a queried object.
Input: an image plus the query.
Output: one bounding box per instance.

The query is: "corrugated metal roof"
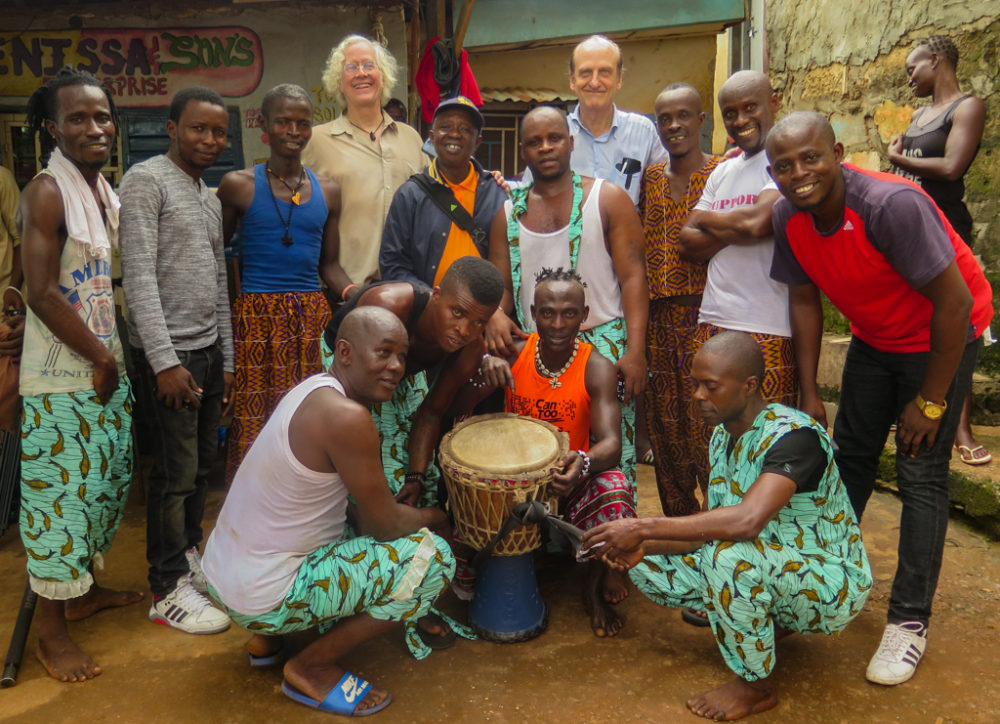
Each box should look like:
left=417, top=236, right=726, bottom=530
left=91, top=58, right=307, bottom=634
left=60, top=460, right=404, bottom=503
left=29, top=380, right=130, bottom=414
left=479, top=87, right=573, bottom=103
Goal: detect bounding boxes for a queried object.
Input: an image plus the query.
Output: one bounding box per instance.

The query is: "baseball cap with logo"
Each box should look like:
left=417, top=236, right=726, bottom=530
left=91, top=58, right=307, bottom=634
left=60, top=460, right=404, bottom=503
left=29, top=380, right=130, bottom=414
left=432, top=96, right=484, bottom=131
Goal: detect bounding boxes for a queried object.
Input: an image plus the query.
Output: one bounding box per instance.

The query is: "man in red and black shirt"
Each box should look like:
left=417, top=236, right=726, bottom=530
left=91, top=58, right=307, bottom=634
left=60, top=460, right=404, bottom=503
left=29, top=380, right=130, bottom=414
left=765, top=111, right=992, bottom=688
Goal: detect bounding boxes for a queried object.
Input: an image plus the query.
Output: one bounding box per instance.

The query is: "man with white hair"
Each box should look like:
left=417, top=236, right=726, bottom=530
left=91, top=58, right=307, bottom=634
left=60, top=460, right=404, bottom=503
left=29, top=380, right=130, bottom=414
left=302, top=35, right=426, bottom=294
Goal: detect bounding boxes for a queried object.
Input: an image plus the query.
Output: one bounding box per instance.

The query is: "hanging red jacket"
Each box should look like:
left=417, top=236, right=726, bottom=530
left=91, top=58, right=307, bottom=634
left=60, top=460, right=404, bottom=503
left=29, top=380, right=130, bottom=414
left=416, top=36, right=484, bottom=123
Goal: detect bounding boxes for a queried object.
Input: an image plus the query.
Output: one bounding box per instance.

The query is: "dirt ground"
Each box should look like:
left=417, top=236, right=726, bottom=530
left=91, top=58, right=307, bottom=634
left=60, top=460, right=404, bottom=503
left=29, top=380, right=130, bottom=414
left=1, top=462, right=998, bottom=724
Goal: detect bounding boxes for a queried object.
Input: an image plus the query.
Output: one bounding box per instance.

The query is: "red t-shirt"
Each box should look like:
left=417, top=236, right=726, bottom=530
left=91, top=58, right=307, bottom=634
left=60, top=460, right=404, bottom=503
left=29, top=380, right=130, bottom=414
left=771, top=164, right=992, bottom=353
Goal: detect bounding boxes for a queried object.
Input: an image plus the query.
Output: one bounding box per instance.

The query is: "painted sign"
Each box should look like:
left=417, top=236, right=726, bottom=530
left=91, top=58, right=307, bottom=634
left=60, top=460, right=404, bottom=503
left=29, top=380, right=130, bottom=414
left=0, top=27, right=263, bottom=106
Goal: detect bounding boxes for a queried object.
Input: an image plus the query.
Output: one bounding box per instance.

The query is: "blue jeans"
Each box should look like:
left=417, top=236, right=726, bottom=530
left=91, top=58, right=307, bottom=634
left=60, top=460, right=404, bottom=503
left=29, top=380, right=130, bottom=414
left=833, top=336, right=978, bottom=625
left=135, top=341, right=224, bottom=596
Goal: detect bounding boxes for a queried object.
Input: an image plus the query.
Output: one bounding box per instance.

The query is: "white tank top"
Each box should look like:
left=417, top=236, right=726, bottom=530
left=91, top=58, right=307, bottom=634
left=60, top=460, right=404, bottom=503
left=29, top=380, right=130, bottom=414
left=19, top=171, right=125, bottom=396
left=202, top=373, right=349, bottom=614
left=508, top=179, right=624, bottom=331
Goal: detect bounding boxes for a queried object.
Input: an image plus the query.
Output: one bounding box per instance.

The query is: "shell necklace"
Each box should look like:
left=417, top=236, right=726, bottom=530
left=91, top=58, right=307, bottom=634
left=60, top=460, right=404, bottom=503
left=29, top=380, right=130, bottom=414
left=535, top=338, right=579, bottom=389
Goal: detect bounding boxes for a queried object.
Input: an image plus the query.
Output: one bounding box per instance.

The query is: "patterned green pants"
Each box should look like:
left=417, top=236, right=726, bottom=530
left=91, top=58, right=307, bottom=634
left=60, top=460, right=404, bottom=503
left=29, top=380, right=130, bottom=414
left=580, top=317, right=636, bottom=489
left=20, top=380, right=134, bottom=599
left=630, top=537, right=870, bottom=681
left=210, top=528, right=471, bottom=659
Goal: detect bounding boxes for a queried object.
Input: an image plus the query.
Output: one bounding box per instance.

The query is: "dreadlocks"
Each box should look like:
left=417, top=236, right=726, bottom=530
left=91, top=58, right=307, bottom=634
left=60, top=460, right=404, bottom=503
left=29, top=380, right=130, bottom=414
left=535, top=266, right=587, bottom=289
left=25, top=65, right=119, bottom=139
left=916, top=35, right=959, bottom=70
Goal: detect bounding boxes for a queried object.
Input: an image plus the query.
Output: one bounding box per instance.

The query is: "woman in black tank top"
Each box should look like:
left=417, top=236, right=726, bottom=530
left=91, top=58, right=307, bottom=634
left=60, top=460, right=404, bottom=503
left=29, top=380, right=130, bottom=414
left=888, top=35, right=986, bottom=246
left=888, top=35, right=989, bottom=466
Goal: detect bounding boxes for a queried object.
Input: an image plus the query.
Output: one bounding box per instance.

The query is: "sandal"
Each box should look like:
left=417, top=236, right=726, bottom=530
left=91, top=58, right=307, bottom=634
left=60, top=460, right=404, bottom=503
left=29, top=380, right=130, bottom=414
left=956, top=444, right=992, bottom=466
left=681, top=607, right=711, bottom=627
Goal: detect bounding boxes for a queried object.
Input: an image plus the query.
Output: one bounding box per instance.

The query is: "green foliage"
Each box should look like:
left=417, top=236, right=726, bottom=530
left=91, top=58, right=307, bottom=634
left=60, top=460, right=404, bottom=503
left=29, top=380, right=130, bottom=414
left=820, top=293, right=851, bottom=335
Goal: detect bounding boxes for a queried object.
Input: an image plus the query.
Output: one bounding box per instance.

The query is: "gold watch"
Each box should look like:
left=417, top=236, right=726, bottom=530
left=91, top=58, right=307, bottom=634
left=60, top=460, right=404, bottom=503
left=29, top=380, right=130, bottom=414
left=915, top=393, right=947, bottom=420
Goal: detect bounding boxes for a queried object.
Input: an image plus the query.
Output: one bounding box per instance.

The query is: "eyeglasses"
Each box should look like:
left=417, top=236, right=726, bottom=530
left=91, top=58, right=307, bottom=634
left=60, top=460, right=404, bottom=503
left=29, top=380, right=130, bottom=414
left=344, top=61, right=377, bottom=74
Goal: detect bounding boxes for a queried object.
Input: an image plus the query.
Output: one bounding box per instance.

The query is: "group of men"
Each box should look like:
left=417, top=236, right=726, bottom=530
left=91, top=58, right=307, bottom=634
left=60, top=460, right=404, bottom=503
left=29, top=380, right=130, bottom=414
left=4, top=27, right=990, bottom=723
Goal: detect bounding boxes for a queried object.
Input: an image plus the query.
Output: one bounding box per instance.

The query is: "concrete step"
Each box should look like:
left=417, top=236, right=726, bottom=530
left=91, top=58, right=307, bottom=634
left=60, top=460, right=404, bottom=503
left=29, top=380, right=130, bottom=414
left=819, top=334, right=1000, bottom=423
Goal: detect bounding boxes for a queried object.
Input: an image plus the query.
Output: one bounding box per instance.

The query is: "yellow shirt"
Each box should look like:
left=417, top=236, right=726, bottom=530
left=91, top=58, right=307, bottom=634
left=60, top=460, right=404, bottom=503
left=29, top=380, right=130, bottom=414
left=431, top=161, right=480, bottom=287
left=301, top=112, right=427, bottom=286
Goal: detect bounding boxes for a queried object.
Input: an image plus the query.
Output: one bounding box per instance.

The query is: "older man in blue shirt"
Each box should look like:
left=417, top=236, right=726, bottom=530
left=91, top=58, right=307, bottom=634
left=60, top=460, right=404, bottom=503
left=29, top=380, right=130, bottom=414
left=522, top=35, right=666, bottom=207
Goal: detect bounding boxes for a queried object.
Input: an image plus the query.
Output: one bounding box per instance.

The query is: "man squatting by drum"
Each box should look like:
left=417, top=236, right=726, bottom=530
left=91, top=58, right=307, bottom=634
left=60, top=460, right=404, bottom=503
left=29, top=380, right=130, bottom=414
left=320, top=256, right=505, bottom=510
left=466, top=267, right=636, bottom=637
left=584, top=331, right=872, bottom=721
left=202, top=307, right=465, bottom=717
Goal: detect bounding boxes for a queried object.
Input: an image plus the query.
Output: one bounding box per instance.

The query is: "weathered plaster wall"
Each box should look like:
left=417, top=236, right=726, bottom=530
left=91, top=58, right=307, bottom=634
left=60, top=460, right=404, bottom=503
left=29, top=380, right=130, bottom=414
left=767, top=1, right=1000, bottom=260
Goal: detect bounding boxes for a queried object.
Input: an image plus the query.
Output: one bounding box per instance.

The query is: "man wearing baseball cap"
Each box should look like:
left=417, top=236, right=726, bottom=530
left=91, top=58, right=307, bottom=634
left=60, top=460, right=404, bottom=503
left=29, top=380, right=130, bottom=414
left=379, top=96, right=508, bottom=287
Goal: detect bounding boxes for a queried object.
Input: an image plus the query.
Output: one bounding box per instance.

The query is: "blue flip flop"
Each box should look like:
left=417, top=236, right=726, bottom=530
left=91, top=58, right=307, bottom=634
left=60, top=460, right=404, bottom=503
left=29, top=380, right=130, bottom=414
left=248, top=640, right=287, bottom=668
left=281, top=674, right=392, bottom=717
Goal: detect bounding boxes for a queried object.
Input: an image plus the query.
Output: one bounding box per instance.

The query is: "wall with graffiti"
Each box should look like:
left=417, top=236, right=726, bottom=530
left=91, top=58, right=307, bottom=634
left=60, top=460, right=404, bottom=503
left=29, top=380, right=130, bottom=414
left=0, top=2, right=408, bottom=170
left=0, top=28, right=263, bottom=105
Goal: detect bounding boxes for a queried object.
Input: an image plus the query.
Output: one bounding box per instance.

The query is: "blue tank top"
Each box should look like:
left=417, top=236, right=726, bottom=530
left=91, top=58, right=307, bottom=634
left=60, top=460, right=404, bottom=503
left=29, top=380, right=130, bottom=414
left=239, top=163, right=328, bottom=293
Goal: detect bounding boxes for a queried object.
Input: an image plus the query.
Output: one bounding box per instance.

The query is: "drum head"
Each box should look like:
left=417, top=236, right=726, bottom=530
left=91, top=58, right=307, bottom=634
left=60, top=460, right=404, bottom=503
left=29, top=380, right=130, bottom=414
left=447, top=414, right=562, bottom=475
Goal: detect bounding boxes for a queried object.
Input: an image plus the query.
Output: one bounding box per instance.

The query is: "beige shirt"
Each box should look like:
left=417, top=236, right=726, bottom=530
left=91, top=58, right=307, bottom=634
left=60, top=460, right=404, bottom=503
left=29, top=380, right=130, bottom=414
left=0, top=166, right=20, bottom=290
left=302, top=111, right=427, bottom=286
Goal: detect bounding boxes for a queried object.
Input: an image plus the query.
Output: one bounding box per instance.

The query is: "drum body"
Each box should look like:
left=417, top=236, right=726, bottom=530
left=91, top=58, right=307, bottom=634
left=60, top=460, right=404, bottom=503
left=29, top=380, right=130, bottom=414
left=439, top=413, right=568, bottom=555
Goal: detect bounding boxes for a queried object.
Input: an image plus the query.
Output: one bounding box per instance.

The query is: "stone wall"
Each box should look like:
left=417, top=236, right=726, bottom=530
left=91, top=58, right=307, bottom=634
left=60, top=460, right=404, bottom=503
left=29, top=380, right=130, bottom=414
left=766, top=1, right=1000, bottom=260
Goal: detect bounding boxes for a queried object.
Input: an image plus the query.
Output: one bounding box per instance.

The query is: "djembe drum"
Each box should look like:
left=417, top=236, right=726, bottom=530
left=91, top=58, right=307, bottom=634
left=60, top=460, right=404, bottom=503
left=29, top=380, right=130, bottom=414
left=439, top=413, right=568, bottom=642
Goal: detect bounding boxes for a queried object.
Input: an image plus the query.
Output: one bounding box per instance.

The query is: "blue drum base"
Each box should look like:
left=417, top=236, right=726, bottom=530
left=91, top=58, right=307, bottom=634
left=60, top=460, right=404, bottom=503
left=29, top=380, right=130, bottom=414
left=469, top=552, right=547, bottom=643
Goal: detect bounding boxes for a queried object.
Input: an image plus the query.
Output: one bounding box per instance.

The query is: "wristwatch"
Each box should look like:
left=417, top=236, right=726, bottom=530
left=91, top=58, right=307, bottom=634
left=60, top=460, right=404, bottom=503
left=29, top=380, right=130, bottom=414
left=914, top=393, right=947, bottom=420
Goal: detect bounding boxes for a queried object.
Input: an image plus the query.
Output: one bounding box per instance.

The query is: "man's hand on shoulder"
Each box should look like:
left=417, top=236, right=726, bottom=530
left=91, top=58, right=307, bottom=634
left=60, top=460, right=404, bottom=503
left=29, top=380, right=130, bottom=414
left=484, top=308, right=526, bottom=356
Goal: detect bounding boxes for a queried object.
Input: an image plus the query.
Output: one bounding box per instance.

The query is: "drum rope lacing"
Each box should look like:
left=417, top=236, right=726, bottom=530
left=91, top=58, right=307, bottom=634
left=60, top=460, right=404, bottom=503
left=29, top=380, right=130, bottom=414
left=469, top=500, right=587, bottom=570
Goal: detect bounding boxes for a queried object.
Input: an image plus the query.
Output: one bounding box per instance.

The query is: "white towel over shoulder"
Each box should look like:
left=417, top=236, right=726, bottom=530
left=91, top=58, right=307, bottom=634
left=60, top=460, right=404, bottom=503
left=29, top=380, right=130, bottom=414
left=45, top=146, right=120, bottom=258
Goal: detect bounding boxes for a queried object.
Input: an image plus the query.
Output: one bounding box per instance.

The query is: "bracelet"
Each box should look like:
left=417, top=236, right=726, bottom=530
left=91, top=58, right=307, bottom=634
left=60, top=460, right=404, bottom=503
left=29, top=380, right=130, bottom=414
left=341, top=283, right=359, bottom=301
left=404, top=471, right=426, bottom=489
left=576, top=449, right=592, bottom=480
left=4, top=286, right=22, bottom=301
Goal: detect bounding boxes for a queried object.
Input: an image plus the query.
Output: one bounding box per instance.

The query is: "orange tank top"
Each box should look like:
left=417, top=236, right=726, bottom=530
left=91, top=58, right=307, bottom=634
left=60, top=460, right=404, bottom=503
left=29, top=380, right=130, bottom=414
left=505, top=333, right=592, bottom=451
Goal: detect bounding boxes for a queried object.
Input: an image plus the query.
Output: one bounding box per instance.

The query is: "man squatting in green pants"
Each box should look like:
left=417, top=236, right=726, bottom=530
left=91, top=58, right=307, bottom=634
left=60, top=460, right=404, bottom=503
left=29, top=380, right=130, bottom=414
left=584, top=331, right=872, bottom=721
left=202, top=307, right=467, bottom=717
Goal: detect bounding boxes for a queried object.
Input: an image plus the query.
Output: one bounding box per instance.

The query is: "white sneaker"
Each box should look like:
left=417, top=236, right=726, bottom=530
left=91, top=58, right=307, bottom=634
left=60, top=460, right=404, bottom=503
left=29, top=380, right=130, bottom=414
left=149, top=573, right=230, bottom=634
left=865, top=621, right=927, bottom=685
left=185, top=546, right=209, bottom=594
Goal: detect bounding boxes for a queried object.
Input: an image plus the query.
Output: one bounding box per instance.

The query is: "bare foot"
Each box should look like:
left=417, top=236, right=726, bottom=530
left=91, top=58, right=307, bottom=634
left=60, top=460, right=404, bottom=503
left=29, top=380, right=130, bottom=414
left=686, top=678, right=778, bottom=721
left=585, top=561, right=623, bottom=637
left=283, top=658, right=389, bottom=714
left=36, top=631, right=102, bottom=682
left=602, top=566, right=630, bottom=604
left=64, top=584, right=143, bottom=622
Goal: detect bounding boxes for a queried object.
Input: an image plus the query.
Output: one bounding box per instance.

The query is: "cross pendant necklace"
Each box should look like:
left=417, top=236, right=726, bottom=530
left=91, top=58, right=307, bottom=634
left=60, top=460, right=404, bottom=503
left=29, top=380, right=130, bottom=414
left=535, top=338, right=579, bottom=389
